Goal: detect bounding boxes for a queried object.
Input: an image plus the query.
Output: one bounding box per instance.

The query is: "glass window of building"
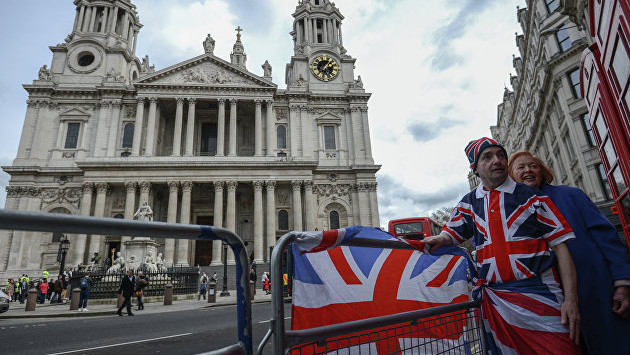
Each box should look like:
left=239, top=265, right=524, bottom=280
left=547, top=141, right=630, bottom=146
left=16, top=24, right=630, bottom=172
left=64, top=122, right=80, bottom=149
left=568, top=68, right=582, bottom=98
left=581, top=113, right=595, bottom=146
left=556, top=26, right=572, bottom=52
left=122, top=123, right=134, bottom=148
left=278, top=210, right=289, bottom=230
left=277, top=125, right=287, bottom=149
left=611, top=35, right=630, bottom=92
left=324, top=126, right=336, bottom=149
left=597, top=164, right=613, bottom=200
left=329, top=210, right=340, bottom=230
left=545, top=0, right=559, bottom=13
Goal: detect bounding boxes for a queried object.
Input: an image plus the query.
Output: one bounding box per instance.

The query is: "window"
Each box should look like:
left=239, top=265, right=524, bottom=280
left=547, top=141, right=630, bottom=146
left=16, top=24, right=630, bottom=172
left=568, top=68, right=582, bottom=98
left=122, top=123, right=134, bottom=148
left=556, top=26, right=572, bottom=52
left=277, top=126, right=287, bottom=149
left=200, top=122, right=218, bottom=156
left=597, top=164, right=613, bottom=200
left=329, top=211, right=340, bottom=230
left=545, top=0, right=559, bottom=13
left=64, top=122, right=80, bottom=149
left=278, top=210, right=289, bottom=230
left=563, top=134, right=575, bottom=160
left=324, top=126, right=336, bottom=149
left=581, top=113, right=595, bottom=146
left=611, top=36, right=630, bottom=91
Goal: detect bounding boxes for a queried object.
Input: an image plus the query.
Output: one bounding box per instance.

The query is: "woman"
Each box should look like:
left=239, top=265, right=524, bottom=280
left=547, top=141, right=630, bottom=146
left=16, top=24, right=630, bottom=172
left=509, top=151, right=630, bottom=354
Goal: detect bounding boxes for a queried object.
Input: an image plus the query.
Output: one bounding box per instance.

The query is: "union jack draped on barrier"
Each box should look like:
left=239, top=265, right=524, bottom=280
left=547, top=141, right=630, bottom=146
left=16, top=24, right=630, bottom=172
left=290, top=226, right=476, bottom=354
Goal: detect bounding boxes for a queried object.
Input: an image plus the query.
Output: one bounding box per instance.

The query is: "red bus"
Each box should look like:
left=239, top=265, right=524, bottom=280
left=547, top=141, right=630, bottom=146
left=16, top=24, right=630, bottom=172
left=387, top=217, right=443, bottom=241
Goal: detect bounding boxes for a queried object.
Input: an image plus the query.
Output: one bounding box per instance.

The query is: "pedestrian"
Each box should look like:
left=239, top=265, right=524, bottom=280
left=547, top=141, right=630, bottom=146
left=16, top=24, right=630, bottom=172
left=200, top=272, right=208, bottom=284
left=50, top=275, right=63, bottom=304
left=135, top=271, right=149, bottom=310
left=249, top=267, right=257, bottom=295
left=423, top=137, right=580, bottom=354
left=37, top=279, right=48, bottom=304
left=509, top=150, right=630, bottom=354
left=211, top=272, right=217, bottom=284
left=46, top=278, right=54, bottom=301
left=117, top=269, right=135, bottom=316
left=198, top=279, right=207, bottom=300
left=18, top=277, right=27, bottom=304
left=78, top=272, right=93, bottom=311
left=262, top=272, right=270, bottom=295
left=5, top=279, right=14, bottom=301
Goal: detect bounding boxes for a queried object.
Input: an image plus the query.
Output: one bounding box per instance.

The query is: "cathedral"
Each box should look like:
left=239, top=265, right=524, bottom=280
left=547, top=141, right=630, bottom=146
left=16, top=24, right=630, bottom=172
left=0, top=0, right=380, bottom=276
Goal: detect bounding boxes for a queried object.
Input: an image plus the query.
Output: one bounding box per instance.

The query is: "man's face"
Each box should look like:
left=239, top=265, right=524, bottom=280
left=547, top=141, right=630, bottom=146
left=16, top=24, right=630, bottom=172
left=474, top=146, right=508, bottom=189
left=128, top=270, right=133, bottom=276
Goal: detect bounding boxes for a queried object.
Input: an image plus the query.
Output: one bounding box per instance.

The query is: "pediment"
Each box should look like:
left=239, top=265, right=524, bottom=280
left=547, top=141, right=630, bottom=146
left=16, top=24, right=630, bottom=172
left=315, top=112, right=342, bottom=124
left=134, top=54, right=275, bottom=88
left=59, top=108, right=91, bottom=117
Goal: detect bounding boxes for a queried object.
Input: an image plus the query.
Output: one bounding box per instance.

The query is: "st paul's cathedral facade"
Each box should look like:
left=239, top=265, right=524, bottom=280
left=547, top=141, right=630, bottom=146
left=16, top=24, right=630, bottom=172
left=0, top=0, right=380, bottom=276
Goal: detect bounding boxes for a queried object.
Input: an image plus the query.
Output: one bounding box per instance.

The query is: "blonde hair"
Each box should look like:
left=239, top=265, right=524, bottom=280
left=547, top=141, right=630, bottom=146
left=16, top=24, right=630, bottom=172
left=508, top=151, right=554, bottom=185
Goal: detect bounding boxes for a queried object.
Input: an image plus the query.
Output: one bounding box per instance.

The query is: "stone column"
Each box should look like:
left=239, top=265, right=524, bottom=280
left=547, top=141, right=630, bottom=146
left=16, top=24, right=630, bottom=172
left=89, top=6, right=97, bottom=32
left=225, top=180, right=237, bottom=264
left=177, top=181, right=192, bottom=266
left=350, top=107, right=364, bottom=162
left=88, top=182, right=108, bottom=256
left=101, top=7, right=109, bottom=33
left=76, top=5, right=86, bottom=32
left=265, top=100, right=274, bottom=156
left=351, top=184, right=361, bottom=225
left=184, top=98, right=196, bottom=156
left=0, top=188, right=20, bottom=270
left=165, top=181, right=179, bottom=264
left=131, top=98, right=145, bottom=156
left=109, top=6, right=119, bottom=34
left=172, top=98, right=184, bottom=156
left=106, top=100, right=122, bottom=156
left=265, top=181, right=276, bottom=261
left=253, top=180, right=264, bottom=263
left=132, top=30, right=138, bottom=54
left=323, top=18, right=328, bottom=43
left=120, top=181, right=137, bottom=254
left=17, top=101, right=41, bottom=159
left=144, top=98, right=158, bottom=156
left=254, top=100, right=263, bottom=156
left=357, top=183, right=370, bottom=226
left=8, top=191, right=30, bottom=268
left=74, top=183, right=93, bottom=265
left=228, top=99, right=238, bottom=156
left=332, top=18, right=338, bottom=44
left=361, top=108, right=373, bottom=162
left=122, top=12, right=130, bottom=39
left=289, top=105, right=300, bottom=157
left=82, top=6, right=92, bottom=32
left=211, top=181, right=224, bottom=265
left=368, top=182, right=380, bottom=228
left=93, top=102, right=111, bottom=157
left=300, top=105, right=311, bottom=158
left=304, top=18, right=310, bottom=42
left=303, top=181, right=315, bottom=230
left=313, top=19, right=317, bottom=43
left=291, top=181, right=303, bottom=231
left=217, top=99, right=226, bottom=156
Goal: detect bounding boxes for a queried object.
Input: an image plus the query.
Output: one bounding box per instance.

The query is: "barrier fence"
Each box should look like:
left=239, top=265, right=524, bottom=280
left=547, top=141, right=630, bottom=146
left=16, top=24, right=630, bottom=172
left=259, top=232, right=488, bottom=355
left=0, top=209, right=252, bottom=355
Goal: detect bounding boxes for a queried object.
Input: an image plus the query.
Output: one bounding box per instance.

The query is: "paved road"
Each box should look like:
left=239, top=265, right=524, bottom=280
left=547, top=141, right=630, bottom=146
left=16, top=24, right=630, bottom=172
left=0, top=302, right=292, bottom=355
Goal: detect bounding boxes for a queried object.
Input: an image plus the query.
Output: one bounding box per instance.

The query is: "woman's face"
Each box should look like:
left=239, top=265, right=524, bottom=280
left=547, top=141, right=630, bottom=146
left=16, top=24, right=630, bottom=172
left=511, top=155, right=543, bottom=188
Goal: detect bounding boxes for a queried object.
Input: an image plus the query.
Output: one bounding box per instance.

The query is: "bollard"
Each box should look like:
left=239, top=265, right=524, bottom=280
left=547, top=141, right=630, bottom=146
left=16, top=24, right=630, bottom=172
left=69, top=288, right=80, bottom=310
left=207, top=281, right=216, bottom=303
left=164, top=283, right=173, bottom=305
left=249, top=280, right=255, bottom=301
left=25, top=288, right=38, bottom=311
left=117, top=293, right=124, bottom=309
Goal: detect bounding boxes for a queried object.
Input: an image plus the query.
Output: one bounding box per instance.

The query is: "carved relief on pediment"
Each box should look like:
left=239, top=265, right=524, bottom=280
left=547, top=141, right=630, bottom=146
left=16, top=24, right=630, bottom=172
left=150, top=62, right=260, bottom=86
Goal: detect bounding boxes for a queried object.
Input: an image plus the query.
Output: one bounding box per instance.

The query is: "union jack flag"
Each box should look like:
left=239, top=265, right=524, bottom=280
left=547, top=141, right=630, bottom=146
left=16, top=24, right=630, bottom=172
left=291, top=226, right=475, bottom=354
left=443, top=177, right=580, bottom=354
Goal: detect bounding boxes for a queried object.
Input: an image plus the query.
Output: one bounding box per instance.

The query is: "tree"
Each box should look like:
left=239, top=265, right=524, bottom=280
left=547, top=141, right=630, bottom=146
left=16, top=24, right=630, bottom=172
left=430, top=206, right=454, bottom=226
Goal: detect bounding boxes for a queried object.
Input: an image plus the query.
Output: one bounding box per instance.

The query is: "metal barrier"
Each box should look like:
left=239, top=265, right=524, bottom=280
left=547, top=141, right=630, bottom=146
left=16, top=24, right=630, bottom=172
left=0, top=209, right=253, bottom=355
left=261, top=232, right=487, bottom=354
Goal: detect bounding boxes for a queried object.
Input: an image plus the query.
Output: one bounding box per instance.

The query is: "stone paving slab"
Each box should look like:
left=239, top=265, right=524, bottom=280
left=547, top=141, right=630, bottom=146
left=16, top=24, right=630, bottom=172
left=0, top=291, right=274, bottom=319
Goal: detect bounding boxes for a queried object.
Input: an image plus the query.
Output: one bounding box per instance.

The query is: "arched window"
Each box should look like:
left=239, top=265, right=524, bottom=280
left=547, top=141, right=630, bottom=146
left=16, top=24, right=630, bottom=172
left=277, top=126, right=287, bottom=149
left=278, top=210, right=289, bottom=230
left=122, top=123, right=134, bottom=148
left=329, top=210, right=340, bottom=230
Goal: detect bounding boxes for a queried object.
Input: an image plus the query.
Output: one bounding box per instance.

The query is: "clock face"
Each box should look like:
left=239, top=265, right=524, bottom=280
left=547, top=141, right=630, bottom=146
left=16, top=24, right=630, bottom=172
left=310, top=55, right=340, bottom=82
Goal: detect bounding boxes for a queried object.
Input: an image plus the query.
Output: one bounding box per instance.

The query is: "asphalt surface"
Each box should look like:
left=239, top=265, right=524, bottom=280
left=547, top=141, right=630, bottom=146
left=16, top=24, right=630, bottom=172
left=0, top=294, right=290, bottom=355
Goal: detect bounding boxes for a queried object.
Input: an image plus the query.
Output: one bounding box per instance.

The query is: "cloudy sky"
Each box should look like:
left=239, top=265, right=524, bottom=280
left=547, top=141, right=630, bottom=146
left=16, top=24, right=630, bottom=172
left=0, top=0, right=525, bottom=227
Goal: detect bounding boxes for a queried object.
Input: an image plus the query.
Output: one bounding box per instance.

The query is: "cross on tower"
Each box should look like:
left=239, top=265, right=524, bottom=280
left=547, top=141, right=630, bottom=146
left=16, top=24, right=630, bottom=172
left=235, top=26, right=243, bottom=42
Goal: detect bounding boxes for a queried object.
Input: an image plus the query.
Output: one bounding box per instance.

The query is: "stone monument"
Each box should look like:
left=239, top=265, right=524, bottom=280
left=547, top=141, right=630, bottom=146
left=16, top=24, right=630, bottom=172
left=123, top=200, right=160, bottom=271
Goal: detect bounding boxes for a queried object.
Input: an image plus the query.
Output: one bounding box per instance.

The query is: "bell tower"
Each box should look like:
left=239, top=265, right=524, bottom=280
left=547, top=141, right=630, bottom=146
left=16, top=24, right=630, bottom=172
left=47, top=0, right=143, bottom=87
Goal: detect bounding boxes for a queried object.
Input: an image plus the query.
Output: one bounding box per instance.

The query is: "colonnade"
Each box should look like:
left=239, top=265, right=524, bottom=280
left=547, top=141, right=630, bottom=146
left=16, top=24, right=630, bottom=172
left=131, top=97, right=275, bottom=158
left=295, top=16, right=342, bottom=46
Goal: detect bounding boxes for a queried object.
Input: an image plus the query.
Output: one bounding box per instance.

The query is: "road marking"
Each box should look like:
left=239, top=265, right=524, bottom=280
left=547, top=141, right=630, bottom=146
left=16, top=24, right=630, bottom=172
left=48, top=333, right=193, bottom=355
left=258, top=316, right=291, bottom=324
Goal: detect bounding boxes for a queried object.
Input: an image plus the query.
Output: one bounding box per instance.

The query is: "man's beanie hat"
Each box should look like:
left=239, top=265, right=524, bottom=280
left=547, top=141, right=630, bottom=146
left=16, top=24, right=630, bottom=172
left=465, top=137, right=507, bottom=171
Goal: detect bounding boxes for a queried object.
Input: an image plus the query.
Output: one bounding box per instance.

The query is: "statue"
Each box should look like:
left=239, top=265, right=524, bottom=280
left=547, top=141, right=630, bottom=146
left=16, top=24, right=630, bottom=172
left=134, top=200, right=153, bottom=222
left=107, top=252, right=125, bottom=274
left=262, top=60, right=272, bottom=78
left=38, top=65, right=52, bottom=81
left=156, top=252, right=167, bottom=272
left=351, top=75, right=364, bottom=89
left=203, top=34, right=215, bottom=54
left=142, top=250, right=158, bottom=273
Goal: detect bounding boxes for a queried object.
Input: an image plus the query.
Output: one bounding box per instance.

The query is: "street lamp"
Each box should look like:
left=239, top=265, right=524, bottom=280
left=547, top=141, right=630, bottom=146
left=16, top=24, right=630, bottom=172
left=59, top=235, right=70, bottom=277
left=220, top=243, right=230, bottom=296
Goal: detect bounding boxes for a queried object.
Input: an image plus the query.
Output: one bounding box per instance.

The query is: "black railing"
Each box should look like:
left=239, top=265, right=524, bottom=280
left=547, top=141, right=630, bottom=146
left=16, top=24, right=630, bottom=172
left=69, top=266, right=200, bottom=299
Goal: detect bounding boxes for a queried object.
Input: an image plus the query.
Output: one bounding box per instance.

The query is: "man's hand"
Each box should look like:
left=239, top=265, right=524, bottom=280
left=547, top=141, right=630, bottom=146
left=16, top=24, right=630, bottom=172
left=560, top=297, right=581, bottom=345
left=613, top=285, right=630, bottom=318
left=422, top=233, right=453, bottom=253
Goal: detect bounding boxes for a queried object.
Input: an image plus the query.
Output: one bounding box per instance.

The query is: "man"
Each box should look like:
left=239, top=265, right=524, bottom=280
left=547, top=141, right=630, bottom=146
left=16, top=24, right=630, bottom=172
left=135, top=271, right=149, bottom=311
left=78, top=272, right=92, bottom=311
left=117, top=269, right=135, bottom=316
left=50, top=274, right=63, bottom=304
left=424, top=137, right=580, bottom=354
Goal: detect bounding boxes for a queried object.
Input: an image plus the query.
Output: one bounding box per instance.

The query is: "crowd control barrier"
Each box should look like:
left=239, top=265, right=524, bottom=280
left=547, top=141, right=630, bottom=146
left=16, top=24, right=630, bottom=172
left=0, top=209, right=253, bottom=355
left=259, top=232, right=488, bottom=354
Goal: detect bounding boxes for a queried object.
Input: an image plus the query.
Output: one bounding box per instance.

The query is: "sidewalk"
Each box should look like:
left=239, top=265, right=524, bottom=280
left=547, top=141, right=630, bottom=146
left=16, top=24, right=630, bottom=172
left=0, top=290, right=274, bottom=319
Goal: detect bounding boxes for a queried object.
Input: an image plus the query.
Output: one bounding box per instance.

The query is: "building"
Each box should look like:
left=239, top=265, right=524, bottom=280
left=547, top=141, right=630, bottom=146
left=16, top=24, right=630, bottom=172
left=575, top=0, right=630, bottom=245
left=490, top=0, right=625, bottom=241
left=0, top=0, right=381, bottom=277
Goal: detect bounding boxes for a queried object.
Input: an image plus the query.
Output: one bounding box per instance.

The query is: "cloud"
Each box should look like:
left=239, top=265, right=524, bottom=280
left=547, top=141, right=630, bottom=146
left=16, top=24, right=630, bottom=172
left=408, top=114, right=464, bottom=143
left=430, top=0, right=501, bottom=71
